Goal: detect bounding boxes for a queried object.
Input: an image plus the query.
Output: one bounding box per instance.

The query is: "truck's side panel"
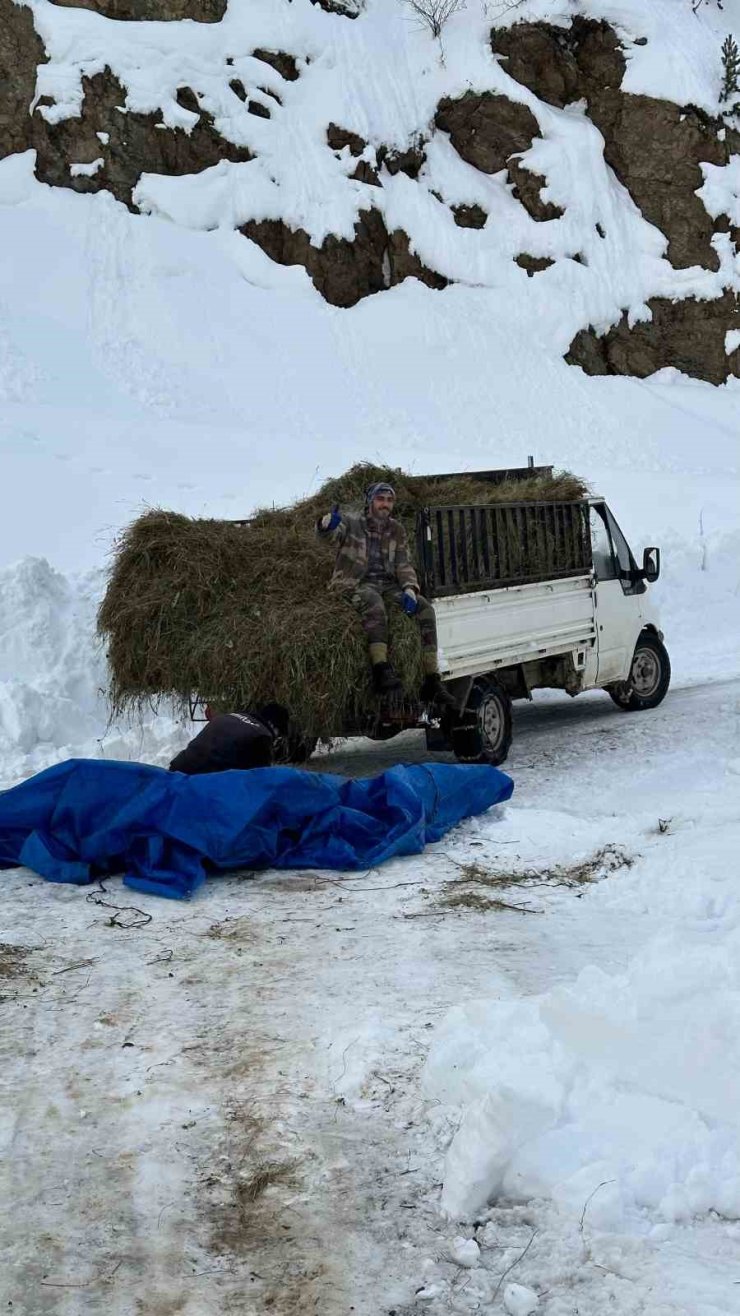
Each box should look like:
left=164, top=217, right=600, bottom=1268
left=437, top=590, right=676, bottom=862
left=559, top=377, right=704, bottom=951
left=434, top=576, right=596, bottom=680
left=417, top=501, right=592, bottom=599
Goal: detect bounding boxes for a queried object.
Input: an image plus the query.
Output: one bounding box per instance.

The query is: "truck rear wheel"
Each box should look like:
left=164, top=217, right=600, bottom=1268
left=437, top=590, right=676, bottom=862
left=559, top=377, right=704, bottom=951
left=452, top=678, right=513, bottom=766
left=608, top=631, right=671, bottom=712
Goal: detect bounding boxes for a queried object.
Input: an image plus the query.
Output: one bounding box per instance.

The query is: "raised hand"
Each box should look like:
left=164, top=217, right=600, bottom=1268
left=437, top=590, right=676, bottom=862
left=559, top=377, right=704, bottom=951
left=320, top=505, right=341, bottom=532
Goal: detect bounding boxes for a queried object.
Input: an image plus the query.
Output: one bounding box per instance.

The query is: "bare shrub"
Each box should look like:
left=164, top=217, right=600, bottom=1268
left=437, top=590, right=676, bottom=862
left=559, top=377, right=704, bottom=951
left=404, top=0, right=465, bottom=40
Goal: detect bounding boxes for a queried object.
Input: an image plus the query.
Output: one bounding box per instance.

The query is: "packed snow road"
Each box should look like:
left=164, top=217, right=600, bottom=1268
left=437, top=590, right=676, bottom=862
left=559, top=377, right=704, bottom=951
left=1, top=676, right=738, bottom=1316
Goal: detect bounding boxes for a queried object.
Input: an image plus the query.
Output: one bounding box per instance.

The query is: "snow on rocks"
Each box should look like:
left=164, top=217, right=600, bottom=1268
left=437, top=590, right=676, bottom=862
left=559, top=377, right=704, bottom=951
left=70, top=157, right=104, bottom=178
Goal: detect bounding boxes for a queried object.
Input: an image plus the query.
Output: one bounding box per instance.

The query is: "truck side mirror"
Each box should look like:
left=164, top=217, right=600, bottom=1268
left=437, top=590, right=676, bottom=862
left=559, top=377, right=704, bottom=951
left=642, top=546, right=660, bottom=583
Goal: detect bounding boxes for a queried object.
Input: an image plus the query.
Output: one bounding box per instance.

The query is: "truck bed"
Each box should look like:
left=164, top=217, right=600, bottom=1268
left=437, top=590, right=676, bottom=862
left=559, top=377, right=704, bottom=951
left=434, top=575, right=596, bottom=680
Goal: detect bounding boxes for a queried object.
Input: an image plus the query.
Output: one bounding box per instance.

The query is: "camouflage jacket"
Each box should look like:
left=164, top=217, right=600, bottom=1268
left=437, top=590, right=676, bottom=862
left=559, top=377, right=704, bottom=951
left=316, top=512, right=420, bottom=594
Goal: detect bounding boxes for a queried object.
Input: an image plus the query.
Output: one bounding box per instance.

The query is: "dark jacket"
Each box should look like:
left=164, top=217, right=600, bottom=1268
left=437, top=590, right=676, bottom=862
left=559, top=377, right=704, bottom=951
left=169, top=712, right=275, bottom=775
left=316, top=511, right=419, bottom=594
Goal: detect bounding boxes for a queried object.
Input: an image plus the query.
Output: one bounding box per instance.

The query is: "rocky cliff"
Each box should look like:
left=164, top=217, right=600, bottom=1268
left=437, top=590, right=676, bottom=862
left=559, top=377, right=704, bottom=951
left=47, top=0, right=226, bottom=17
left=3, top=0, right=740, bottom=383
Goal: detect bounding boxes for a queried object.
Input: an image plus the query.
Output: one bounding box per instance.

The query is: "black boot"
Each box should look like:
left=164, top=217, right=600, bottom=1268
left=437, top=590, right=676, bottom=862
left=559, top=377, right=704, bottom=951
left=372, top=661, right=403, bottom=696
left=420, top=672, right=458, bottom=710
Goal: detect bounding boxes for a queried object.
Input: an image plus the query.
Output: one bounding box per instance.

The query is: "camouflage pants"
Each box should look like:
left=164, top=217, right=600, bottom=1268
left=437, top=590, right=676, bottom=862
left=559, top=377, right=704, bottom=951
left=348, top=583, right=438, bottom=651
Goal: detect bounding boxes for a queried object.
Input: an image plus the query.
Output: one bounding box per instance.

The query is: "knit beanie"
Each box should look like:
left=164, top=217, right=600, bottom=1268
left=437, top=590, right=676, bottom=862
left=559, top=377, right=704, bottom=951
left=365, top=481, right=396, bottom=508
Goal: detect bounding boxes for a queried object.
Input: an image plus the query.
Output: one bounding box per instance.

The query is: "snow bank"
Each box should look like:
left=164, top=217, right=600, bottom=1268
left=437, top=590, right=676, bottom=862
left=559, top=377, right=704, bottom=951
left=656, top=526, right=740, bottom=684
left=0, top=557, right=187, bottom=787
left=427, top=935, right=740, bottom=1225
left=424, top=769, right=740, bottom=1229
left=0, top=557, right=104, bottom=756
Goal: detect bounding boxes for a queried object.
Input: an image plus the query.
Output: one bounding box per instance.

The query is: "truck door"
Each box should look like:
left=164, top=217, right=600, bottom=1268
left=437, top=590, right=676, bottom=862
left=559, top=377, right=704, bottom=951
left=590, top=503, right=646, bottom=685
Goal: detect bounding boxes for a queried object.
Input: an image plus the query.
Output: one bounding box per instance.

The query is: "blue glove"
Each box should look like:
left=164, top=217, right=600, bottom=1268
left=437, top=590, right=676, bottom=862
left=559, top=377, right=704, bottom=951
left=402, top=590, right=418, bottom=616
left=320, top=505, right=341, bottom=533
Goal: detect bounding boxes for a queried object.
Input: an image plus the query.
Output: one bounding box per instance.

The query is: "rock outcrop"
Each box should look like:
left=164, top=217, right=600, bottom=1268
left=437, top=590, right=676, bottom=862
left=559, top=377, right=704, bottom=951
left=566, top=293, right=740, bottom=385
left=252, top=50, right=300, bottom=82
left=515, top=254, right=554, bottom=276
left=435, top=91, right=563, bottom=228
left=453, top=203, right=487, bottom=229
left=327, top=124, right=367, bottom=157
left=241, top=213, right=447, bottom=308
left=48, top=0, right=226, bottom=18
left=326, top=127, right=426, bottom=182
left=310, top=0, right=361, bottom=16
left=492, top=17, right=625, bottom=110
left=33, top=69, right=252, bottom=208
left=380, top=140, right=426, bottom=179
left=493, top=17, right=740, bottom=379
left=508, top=159, right=563, bottom=222
left=0, top=0, right=47, bottom=158
left=594, top=96, right=727, bottom=271
left=493, top=19, right=729, bottom=271
left=2, top=0, right=740, bottom=371
left=435, top=92, right=539, bottom=176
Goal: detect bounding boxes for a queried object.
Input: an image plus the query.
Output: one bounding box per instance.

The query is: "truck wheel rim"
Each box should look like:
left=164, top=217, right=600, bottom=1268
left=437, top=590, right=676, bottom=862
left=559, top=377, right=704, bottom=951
left=480, top=696, right=503, bottom=749
left=632, top=648, right=661, bottom=697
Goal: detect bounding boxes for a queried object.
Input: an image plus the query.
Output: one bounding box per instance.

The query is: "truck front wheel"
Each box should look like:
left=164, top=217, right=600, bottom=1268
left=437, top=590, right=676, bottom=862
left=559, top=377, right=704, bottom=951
left=608, top=631, right=671, bottom=712
left=451, top=678, right=513, bottom=766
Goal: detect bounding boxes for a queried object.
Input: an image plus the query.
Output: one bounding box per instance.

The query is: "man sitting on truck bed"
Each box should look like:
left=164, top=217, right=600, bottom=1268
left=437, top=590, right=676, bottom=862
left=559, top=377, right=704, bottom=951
left=317, top=481, right=456, bottom=707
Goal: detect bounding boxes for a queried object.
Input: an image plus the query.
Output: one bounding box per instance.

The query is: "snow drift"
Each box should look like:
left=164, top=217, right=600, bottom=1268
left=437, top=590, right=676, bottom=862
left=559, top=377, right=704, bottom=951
left=426, top=926, right=740, bottom=1226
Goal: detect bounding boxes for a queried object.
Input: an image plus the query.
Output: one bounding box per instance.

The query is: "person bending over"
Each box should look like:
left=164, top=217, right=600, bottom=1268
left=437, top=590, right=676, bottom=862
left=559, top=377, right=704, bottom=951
left=317, top=480, right=456, bottom=706
left=169, top=704, right=289, bottom=774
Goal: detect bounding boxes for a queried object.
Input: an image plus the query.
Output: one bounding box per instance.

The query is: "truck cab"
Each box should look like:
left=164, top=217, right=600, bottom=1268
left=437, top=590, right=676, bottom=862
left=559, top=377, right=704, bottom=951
left=587, top=500, right=662, bottom=686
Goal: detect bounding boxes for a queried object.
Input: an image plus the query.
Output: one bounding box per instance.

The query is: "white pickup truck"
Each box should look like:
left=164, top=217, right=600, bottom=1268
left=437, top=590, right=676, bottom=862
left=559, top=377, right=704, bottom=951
left=214, top=468, right=670, bottom=768
left=423, top=493, right=670, bottom=765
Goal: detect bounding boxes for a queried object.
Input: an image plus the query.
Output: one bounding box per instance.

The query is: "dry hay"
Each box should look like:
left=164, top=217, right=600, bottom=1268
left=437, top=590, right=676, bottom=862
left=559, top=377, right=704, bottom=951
left=0, top=943, right=32, bottom=979
left=439, top=889, right=538, bottom=914
left=444, top=844, right=633, bottom=894
left=98, top=462, right=588, bottom=740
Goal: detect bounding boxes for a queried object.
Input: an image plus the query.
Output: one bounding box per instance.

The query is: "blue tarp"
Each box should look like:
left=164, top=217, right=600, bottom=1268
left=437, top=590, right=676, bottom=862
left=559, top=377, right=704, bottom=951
left=0, top=758, right=514, bottom=900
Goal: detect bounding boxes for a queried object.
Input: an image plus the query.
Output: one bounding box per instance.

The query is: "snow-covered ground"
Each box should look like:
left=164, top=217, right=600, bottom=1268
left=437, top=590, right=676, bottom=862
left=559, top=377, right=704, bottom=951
left=3, top=680, right=739, bottom=1314
left=2, top=0, right=740, bottom=1309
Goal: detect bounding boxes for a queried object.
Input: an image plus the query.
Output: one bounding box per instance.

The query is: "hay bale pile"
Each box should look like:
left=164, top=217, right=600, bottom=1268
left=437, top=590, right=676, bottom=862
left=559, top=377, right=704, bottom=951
left=98, top=463, right=588, bottom=739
